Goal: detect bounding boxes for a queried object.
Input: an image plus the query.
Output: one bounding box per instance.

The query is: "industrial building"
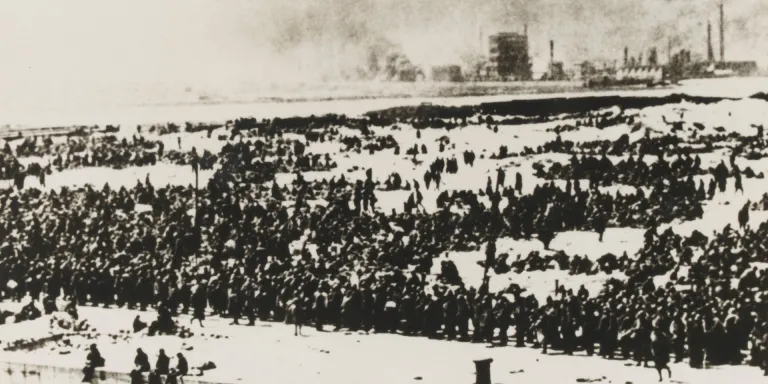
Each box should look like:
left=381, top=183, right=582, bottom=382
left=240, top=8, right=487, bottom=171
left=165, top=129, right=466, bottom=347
left=585, top=2, right=758, bottom=88
left=687, top=2, right=758, bottom=78
left=430, top=65, right=464, bottom=82
left=668, top=49, right=693, bottom=81
left=383, top=54, right=424, bottom=82
left=487, top=29, right=532, bottom=81
left=583, top=45, right=666, bottom=88
left=584, top=64, right=666, bottom=88
left=579, top=61, right=615, bottom=80
left=615, top=66, right=664, bottom=84
left=469, top=1, right=758, bottom=85
left=543, top=40, right=567, bottom=81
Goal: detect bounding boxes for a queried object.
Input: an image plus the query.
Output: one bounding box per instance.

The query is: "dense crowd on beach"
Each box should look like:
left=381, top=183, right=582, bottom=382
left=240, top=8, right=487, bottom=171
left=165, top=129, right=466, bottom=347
left=15, top=134, right=218, bottom=171
left=0, top=110, right=767, bottom=382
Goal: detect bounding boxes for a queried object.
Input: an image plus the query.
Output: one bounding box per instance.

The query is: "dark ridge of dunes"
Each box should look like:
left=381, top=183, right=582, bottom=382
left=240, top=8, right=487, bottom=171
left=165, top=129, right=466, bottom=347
left=479, top=93, right=731, bottom=116
left=367, top=93, right=734, bottom=121
left=750, top=92, right=768, bottom=102
left=232, top=114, right=372, bottom=134
left=365, top=104, right=478, bottom=121
left=12, top=92, right=753, bottom=137
left=234, top=114, right=344, bottom=130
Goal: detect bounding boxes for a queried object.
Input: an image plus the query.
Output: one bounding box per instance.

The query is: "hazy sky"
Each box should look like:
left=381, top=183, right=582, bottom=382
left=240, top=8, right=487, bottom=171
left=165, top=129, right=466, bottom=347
left=0, top=0, right=765, bottom=94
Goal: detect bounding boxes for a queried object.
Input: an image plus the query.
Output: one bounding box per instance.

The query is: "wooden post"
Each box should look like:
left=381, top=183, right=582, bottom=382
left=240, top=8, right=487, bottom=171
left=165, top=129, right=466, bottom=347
left=555, top=279, right=559, bottom=294
left=193, top=157, right=201, bottom=266
left=473, top=358, right=493, bottom=384
left=194, top=166, right=199, bottom=230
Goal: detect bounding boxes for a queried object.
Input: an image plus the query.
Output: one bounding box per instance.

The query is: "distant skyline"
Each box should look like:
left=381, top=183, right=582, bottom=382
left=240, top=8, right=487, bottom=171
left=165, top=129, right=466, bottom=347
left=0, top=0, right=765, bottom=92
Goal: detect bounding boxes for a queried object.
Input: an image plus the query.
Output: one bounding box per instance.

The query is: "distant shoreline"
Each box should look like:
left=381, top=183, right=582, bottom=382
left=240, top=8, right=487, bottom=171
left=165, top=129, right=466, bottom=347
left=128, top=81, right=653, bottom=108
left=2, top=77, right=767, bottom=129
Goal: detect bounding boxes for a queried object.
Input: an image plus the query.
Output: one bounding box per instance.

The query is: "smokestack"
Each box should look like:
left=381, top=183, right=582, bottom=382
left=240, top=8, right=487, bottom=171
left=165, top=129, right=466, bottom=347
left=524, top=24, right=529, bottom=54
left=707, top=21, right=714, bottom=62
left=624, top=47, right=628, bottom=66
left=667, top=37, right=672, bottom=64
left=719, top=2, right=725, bottom=62
left=550, top=40, right=554, bottom=64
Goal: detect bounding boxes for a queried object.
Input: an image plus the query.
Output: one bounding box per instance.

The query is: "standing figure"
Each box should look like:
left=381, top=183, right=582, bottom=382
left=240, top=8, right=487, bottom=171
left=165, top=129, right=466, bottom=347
left=652, top=330, right=672, bottom=381
left=288, top=298, right=305, bottom=336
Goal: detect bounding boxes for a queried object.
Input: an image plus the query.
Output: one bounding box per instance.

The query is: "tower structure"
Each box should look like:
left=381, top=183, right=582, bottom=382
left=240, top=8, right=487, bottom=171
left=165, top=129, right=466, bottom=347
left=707, top=21, right=714, bottom=62
left=719, top=2, right=725, bottom=62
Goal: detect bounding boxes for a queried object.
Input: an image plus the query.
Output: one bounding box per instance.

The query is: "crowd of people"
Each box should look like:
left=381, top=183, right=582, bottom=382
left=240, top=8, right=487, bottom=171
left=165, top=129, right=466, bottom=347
left=491, top=249, right=631, bottom=276
left=340, top=134, right=399, bottom=155
left=141, top=122, right=224, bottom=137
left=537, top=153, right=742, bottom=189
left=81, top=343, right=190, bottom=384
left=0, top=110, right=765, bottom=383
left=218, top=138, right=337, bottom=182
left=0, top=148, right=28, bottom=181
left=530, top=126, right=767, bottom=161
left=14, top=134, right=219, bottom=171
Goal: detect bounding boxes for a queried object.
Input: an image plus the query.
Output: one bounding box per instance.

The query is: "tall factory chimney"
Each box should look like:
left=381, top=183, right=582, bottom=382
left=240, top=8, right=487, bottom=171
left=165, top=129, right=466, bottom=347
left=667, top=37, right=672, bottom=64
left=719, top=2, right=725, bottom=62
left=624, top=47, right=628, bottom=67
left=550, top=40, right=554, bottom=64
left=707, top=21, right=714, bottom=62
left=524, top=24, right=529, bottom=56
